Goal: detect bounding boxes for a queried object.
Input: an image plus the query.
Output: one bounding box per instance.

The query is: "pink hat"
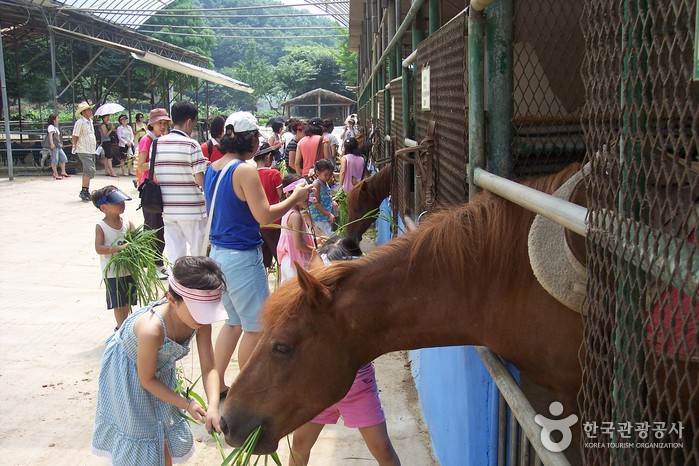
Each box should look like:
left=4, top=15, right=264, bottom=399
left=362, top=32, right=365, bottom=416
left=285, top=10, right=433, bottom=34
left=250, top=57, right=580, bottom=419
left=168, top=276, right=227, bottom=325
left=147, top=108, right=172, bottom=126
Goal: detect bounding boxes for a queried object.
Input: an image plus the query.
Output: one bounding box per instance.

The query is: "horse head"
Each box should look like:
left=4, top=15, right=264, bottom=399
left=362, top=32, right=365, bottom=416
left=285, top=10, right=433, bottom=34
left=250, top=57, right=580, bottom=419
left=220, top=266, right=360, bottom=453
left=345, top=164, right=392, bottom=241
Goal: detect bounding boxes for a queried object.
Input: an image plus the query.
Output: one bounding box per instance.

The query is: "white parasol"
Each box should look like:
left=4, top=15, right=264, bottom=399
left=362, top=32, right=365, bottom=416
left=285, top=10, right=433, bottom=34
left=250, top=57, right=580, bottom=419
left=94, top=103, right=125, bottom=116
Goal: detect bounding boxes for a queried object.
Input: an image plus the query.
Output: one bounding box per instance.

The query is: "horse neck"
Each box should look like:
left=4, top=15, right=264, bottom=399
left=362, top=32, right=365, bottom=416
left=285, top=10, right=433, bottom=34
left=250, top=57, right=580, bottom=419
left=338, top=234, right=582, bottom=399
left=340, top=238, right=496, bottom=362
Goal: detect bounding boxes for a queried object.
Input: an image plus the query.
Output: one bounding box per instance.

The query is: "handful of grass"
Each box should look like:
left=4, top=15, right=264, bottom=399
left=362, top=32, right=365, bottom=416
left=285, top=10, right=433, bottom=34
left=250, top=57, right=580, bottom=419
left=104, top=225, right=166, bottom=305
left=332, top=188, right=349, bottom=231
left=175, top=371, right=282, bottom=466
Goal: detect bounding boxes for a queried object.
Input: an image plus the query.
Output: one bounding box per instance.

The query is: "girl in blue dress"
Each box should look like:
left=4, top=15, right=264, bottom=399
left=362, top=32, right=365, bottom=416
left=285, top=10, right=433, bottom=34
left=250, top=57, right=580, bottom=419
left=92, top=256, right=227, bottom=465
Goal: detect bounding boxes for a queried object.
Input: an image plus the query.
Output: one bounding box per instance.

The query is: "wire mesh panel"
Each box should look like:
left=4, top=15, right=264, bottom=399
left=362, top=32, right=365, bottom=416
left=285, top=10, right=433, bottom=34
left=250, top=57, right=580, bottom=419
left=512, top=0, right=586, bottom=176
left=376, top=89, right=386, bottom=164
left=582, top=1, right=699, bottom=464
left=414, top=10, right=468, bottom=210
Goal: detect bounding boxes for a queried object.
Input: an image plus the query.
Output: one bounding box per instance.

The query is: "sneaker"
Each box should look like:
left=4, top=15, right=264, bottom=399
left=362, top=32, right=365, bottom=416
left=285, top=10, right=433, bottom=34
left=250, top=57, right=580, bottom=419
left=156, top=266, right=169, bottom=280
left=79, top=190, right=90, bottom=202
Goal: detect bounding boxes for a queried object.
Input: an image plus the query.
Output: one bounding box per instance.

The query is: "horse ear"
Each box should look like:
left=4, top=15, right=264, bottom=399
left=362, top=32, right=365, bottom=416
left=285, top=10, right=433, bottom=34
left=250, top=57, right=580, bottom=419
left=295, top=265, right=330, bottom=307
left=360, top=180, right=368, bottom=192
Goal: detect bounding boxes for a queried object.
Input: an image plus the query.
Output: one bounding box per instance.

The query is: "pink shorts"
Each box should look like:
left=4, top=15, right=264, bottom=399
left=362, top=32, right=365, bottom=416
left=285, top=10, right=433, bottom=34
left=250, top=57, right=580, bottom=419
left=312, top=363, right=386, bottom=428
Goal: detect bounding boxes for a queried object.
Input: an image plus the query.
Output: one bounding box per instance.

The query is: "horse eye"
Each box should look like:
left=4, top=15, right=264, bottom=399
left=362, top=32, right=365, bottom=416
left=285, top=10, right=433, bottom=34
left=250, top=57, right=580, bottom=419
left=273, top=343, right=293, bottom=355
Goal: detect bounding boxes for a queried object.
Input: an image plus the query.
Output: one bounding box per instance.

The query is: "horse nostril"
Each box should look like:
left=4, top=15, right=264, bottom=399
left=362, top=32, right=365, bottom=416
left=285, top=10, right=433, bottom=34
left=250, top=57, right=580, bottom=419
left=219, top=417, right=228, bottom=435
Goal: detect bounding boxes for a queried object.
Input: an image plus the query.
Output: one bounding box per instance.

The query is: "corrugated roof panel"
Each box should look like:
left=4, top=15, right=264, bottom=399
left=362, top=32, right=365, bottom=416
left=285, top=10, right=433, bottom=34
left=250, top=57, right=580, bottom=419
left=51, top=0, right=176, bottom=28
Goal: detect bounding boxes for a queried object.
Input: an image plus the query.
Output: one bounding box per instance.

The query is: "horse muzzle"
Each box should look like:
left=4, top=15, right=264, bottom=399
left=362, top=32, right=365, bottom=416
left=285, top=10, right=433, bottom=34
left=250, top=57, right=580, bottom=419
left=219, top=411, right=278, bottom=454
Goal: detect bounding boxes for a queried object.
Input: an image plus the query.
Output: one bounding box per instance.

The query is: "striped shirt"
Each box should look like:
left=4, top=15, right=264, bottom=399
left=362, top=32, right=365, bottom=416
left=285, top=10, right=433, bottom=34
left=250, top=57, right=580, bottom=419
left=153, top=129, right=207, bottom=221
left=71, top=116, right=96, bottom=154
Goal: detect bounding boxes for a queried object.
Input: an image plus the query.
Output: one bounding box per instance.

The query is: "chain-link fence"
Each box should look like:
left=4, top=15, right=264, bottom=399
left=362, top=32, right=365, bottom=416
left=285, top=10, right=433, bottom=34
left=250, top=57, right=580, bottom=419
left=511, top=0, right=586, bottom=177
left=582, top=1, right=699, bottom=464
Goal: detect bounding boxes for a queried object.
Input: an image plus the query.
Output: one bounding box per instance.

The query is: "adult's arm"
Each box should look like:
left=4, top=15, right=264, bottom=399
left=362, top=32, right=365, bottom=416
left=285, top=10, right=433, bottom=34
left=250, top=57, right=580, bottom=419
left=234, top=163, right=314, bottom=225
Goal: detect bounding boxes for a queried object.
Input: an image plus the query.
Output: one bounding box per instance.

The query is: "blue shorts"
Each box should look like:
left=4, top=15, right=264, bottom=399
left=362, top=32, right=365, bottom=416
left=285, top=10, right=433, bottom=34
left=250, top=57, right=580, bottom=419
left=209, top=244, right=268, bottom=332
left=105, top=276, right=137, bottom=309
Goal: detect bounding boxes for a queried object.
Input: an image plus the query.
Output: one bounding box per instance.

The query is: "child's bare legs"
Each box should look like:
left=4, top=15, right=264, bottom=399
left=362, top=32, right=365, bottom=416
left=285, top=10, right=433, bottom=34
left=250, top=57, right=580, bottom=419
left=113, top=305, right=130, bottom=329
left=288, top=422, right=324, bottom=466
left=214, top=324, right=243, bottom=390
left=237, top=331, right=260, bottom=369
left=358, top=422, right=401, bottom=466
left=164, top=441, right=172, bottom=466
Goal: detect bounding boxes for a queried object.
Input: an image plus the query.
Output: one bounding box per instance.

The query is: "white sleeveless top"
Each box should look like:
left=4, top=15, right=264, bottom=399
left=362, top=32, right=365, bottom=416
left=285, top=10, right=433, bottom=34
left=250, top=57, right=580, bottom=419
left=97, top=219, right=131, bottom=278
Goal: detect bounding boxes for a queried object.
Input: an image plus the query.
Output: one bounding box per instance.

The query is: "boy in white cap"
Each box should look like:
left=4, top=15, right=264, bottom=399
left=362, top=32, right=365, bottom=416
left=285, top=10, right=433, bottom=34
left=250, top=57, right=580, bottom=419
left=71, top=101, right=97, bottom=201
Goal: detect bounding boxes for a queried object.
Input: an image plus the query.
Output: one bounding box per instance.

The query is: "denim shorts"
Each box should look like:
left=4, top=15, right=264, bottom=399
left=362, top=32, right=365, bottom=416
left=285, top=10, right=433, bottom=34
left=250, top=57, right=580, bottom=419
left=50, top=147, right=68, bottom=165
left=209, top=244, right=269, bottom=332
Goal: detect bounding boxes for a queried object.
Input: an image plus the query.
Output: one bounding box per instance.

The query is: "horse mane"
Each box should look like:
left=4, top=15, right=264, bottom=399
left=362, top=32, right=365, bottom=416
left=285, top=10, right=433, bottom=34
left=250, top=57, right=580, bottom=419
left=406, top=164, right=582, bottom=283
left=262, top=163, right=582, bottom=329
left=261, top=262, right=359, bottom=334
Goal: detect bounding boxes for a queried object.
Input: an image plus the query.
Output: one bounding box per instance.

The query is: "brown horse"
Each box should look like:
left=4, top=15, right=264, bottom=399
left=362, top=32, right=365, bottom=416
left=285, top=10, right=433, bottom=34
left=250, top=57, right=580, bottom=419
left=345, top=163, right=392, bottom=241
left=220, top=164, right=584, bottom=453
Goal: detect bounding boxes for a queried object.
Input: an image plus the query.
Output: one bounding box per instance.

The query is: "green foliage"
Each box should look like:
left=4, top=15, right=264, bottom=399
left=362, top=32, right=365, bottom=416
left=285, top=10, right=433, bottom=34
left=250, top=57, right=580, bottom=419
left=145, top=0, right=216, bottom=58
left=332, top=31, right=358, bottom=86
left=104, top=225, right=167, bottom=305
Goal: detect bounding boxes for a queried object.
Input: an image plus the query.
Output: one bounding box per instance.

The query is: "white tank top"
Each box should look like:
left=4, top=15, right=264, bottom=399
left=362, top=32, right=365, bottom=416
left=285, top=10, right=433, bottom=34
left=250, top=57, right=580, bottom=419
left=98, top=219, right=131, bottom=278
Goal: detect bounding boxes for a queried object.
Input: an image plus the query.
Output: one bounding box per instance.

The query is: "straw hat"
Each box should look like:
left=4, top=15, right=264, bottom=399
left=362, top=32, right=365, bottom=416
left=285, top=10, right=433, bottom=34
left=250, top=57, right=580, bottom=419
left=75, top=101, right=94, bottom=117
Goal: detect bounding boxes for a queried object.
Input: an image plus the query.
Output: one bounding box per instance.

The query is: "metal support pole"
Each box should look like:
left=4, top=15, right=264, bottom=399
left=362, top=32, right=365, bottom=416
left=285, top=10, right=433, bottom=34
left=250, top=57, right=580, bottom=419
left=412, top=3, right=425, bottom=137
left=1, top=31, right=15, bottom=180
left=14, top=42, right=22, bottom=145
left=57, top=49, right=105, bottom=99
left=48, top=29, right=58, bottom=111
left=428, top=0, right=440, bottom=34
left=468, top=7, right=486, bottom=197
left=205, top=81, right=210, bottom=121
left=486, top=0, right=514, bottom=178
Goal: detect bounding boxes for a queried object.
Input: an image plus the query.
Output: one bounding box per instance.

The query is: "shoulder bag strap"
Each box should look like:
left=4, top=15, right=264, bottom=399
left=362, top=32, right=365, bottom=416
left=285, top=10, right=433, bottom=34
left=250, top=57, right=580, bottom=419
left=315, top=135, right=324, bottom=161
left=148, top=138, right=158, bottom=182
left=201, top=159, right=239, bottom=254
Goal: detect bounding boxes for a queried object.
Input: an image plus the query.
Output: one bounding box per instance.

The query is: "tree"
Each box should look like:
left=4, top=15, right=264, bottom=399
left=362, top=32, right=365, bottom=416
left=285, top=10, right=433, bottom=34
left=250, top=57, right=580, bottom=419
left=274, top=56, right=317, bottom=101
left=332, top=29, right=358, bottom=86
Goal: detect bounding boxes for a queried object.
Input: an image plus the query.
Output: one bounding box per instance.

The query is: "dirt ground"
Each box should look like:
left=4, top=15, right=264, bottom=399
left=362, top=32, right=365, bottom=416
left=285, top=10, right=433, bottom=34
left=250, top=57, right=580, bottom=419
left=0, top=172, right=437, bottom=465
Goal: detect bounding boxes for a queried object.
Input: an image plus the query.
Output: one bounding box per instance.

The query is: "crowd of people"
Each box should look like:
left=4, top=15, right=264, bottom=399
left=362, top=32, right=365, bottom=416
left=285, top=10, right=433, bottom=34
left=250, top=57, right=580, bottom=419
left=78, top=101, right=399, bottom=465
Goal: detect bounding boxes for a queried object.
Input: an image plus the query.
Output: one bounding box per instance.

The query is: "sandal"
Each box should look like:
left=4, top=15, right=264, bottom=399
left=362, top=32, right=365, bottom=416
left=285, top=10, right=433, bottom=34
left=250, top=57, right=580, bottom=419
left=61, top=173, right=71, bottom=178
left=53, top=175, right=63, bottom=180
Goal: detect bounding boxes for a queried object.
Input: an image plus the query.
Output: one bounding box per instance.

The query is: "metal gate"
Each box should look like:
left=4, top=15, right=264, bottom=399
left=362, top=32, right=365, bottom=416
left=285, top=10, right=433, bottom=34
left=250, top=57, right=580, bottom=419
left=582, top=1, right=699, bottom=464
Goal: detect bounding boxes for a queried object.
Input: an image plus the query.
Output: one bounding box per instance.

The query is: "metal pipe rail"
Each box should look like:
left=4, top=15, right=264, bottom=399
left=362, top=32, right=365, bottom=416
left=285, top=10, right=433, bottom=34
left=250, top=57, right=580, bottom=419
left=473, top=167, right=587, bottom=236
left=477, top=347, right=571, bottom=466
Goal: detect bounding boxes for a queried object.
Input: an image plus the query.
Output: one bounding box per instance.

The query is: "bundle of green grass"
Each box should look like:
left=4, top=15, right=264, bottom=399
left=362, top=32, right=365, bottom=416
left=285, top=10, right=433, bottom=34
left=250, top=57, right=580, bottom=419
left=104, top=225, right=166, bottom=305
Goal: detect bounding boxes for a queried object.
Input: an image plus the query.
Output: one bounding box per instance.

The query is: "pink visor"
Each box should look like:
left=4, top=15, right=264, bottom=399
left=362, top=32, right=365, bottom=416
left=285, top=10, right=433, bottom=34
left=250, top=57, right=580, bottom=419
left=168, top=276, right=227, bottom=325
left=283, top=178, right=307, bottom=193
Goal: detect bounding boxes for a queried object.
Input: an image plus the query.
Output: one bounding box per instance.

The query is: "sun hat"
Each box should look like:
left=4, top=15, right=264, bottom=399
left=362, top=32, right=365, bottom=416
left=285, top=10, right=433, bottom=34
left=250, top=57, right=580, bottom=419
left=168, top=276, right=226, bottom=325
left=225, top=111, right=259, bottom=133
left=96, top=188, right=132, bottom=207
left=75, top=101, right=94, bottom=117
left=147, top=108, right=171, bottom=126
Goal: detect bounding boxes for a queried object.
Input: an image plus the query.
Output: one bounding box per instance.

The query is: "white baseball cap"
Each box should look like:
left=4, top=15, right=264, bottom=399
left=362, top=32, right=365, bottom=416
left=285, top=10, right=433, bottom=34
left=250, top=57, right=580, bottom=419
left=225, top=111, right=259, bottom=133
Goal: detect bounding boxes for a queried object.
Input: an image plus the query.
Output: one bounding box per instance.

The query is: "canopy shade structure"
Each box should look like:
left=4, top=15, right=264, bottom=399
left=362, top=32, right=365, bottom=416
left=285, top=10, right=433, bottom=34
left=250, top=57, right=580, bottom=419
left=131, top=52, right=253, bottom=93
left=282, top=88, right=356, bottom=121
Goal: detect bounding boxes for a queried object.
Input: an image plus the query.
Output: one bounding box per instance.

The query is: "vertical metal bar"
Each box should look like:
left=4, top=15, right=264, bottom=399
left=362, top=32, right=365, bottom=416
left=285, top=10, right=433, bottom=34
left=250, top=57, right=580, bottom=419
left=14, top=41, right=22, bottom=145
left=0, top=31, right=15, bottom=179
left=498, top=393, right=507, bottom=466
left=412, top=2, right=424, bottom=137
left=205, top=81, right=210, bottom=121
left=48, top=30, right=58, bottom=112
left=485, top=0, right=514, bottom=179
left=508, top=413, right=519, bottom=466
left=468, top=7, right=486, bottom=197
left=126, top=65, right=132, bottom=121
left=616, top=1, right=649, bottom=464
left=518, top=426, right=530, bottom=465
left=428, top=0, right=440, bottom=34
left=402, top=66, right=410, bottom=139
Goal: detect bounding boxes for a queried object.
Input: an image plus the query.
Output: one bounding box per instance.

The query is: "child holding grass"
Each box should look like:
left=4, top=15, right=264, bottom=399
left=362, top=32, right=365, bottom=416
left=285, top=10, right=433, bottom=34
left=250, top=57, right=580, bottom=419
left=289, top=237, right=401, bottom=466
left=92, top=256, right=226, bottom=465
left=308, top=158, right=336, bottom=236
left=92, top=185, right=137, bottom=329
left=277, top=174, right=316, bottom=282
